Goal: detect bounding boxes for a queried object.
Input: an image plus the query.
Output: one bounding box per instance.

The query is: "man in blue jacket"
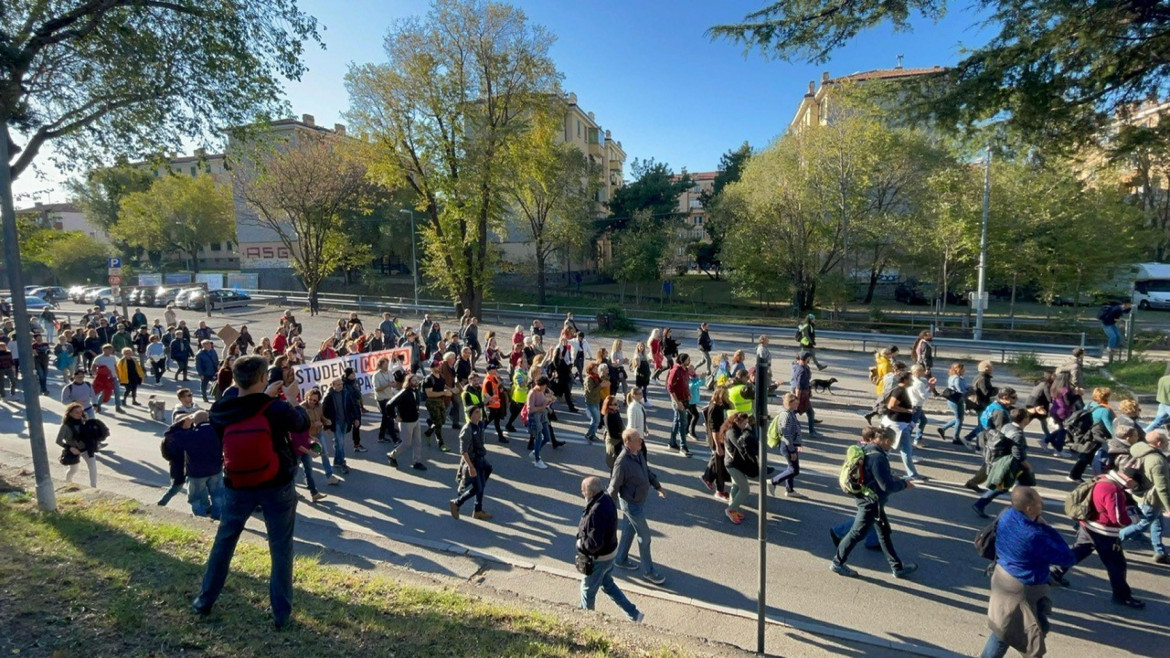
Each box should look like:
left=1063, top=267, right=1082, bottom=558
left=192, top=355, right=309, bottom=630
left=832, top=426, right=919, bottom=579
left=982, top=486, right=1075, bottom=658
left=195, top=340, right=220, bottom=403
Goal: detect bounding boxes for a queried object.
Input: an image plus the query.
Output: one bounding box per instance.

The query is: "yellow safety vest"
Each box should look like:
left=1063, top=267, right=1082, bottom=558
left=728, top=384, right=753, bottom=414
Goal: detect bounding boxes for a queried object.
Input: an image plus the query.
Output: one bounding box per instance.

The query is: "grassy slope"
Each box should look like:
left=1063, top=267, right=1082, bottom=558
left=0, top=494, right=680, bottom=658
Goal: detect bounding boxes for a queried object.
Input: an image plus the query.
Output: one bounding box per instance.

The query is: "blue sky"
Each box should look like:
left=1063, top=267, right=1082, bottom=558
left=15, top=0, right=993, bottom=204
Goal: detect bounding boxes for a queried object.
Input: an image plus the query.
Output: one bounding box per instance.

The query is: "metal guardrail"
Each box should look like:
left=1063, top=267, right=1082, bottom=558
left=241, top=288, right=1090, bottom=362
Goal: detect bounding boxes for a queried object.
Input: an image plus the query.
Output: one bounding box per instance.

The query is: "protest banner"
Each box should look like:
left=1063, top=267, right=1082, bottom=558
left=293, top=348, right=412, bottom=400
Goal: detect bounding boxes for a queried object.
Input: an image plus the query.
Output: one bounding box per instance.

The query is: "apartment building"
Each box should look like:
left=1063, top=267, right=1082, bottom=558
left=670, top=170, right=716, bottom=264
left=790, top=62, right=946, bottom=130
left=497, top=92, right=625, bottom=271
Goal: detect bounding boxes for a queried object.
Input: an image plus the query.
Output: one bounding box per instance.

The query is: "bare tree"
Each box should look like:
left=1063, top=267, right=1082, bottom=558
left=234, top=135, right=373, bottom=315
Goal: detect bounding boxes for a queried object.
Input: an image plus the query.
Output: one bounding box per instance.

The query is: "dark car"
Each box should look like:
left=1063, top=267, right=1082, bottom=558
left=895, top=282, right=929, bottom=305
left=188, top=289, right=251, bottom=311
left=138, top=287, right=157, bottom=307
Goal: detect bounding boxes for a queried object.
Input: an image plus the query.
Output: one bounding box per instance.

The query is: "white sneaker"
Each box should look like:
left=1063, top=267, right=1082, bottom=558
left=326, top=476, right=340, bottom=485
left=632, top=611, right=645, bottom=623
left=533, top=458, right=548, bottom=470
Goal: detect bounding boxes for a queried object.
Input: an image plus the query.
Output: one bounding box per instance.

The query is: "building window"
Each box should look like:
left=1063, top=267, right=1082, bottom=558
left=190, top=165, right=197, bottom=176
left=577, top=120, right=581, bottom=138
left=210, top=242, right=222, bottom=251
left=694, top=216, right=702, bottom=225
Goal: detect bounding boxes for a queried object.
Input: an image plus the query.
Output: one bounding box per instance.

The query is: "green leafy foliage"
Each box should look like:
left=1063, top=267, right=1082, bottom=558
left=113, top=174, right=234, bottom=273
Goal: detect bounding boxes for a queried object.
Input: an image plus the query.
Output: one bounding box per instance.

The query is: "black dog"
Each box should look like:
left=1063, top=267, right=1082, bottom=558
left=811, top=378, right=838, bottom=394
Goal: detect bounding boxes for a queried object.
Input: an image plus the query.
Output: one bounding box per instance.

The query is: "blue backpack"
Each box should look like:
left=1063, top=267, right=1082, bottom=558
left=980, top=401, right=1005, bottom=429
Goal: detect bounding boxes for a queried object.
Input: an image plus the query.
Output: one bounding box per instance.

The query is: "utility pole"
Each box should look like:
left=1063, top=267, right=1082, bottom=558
left=0, top=130, right=57, bottom=511
left=399, top=209, right=419, bottom=308
left=974, top=143, right=991, bottom=340
left=752, top=355, right=769, bottom=655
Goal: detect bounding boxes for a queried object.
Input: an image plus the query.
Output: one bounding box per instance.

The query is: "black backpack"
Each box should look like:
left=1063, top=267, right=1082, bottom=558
left=974, top=512, right=1004, bottom=575
left=1097, top=304, right=1114, bottom=323
left=1063, top=407, right=1096, bottom=444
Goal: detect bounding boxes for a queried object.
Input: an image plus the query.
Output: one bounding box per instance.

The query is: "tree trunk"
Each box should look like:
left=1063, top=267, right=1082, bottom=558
left=535, top=239, right=547, bottom=306
left=1008, top=272, right=1018, bottom=331
left=308, top=284, right=319, bottom=316
left=189, top=246, right=201, bottom=273
left=863, top=267, right=880, bottom=304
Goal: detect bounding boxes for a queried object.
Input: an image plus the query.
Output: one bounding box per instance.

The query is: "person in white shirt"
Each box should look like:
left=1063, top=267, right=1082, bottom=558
left=908, top=364, right=937, bottom=448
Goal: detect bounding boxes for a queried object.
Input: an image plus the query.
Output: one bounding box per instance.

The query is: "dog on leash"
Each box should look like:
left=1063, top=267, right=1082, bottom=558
left=148, top=396, right=167, bottom=422
left=811, top=378, right=838, bottom=394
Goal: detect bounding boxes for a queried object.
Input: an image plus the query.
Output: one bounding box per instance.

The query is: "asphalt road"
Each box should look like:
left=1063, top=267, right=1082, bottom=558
left=2, top=299, right=1167, bottom=657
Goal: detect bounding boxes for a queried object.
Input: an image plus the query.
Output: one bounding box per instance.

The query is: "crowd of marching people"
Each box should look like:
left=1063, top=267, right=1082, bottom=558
left=1, top=300, right=1167, bottom=654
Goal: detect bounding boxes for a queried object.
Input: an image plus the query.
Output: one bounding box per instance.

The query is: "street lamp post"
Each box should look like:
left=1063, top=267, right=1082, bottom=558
left=974, top=143, right=992, bottom=341
left=398, top=209, right=419, bottom=309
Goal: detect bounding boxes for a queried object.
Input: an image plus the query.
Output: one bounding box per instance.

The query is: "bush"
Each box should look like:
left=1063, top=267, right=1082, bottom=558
left=599, top=305, right=637, bottom=333
left=1006, top=351, right=1046, bottom=379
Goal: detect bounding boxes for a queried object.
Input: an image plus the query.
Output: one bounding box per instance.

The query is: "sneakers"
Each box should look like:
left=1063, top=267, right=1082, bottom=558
left=785, top=490, right=807, bottom=499
left=767, top=480, right=777, bottom=496
left=326, top=475, right=341, bottom=485
left=1048, top=571, right=1070, bottom=587
left=387, top=455, right=399, bottom=468
left=1065, top=476, right=1082, bottom=483
left=614, top=560, right=638, bottom=571
left=830, top=562, right=857, bottom=577
left=1154, top=554, right=1170, bottom=565
left=714, top=491, right=730, bottom=501
left=892, top=563, right=919, bottom=579
left=641, top=572, right=666, bottom=585
left=699, top=477, right=714, bottom=492
left=725, top=508, right=744, bottom=524
left=631, top=611, right=645, bottom=623
left=679, top=447, right=691, bottom=458
left=936, top=428, right=947, bottom=441
left=311, top=492, right=328, bottom=503
left=971, top=504, right=990, bottom=519
left=533, top=458, right=549, bottom=470
left=354, top=445, right=368, bottom=453
left=497, top=436, right=509, bottom=444
left=438, top=443, right=451, bottom=453
left=449, top=499, right=460, bottom=520
left=472, top=510, right=492, bottom=520
left=411, top=462, right=427, bottom=471
left=964, top=481, right=983, bottom=493
left=338, top=464, right=351, bottom=475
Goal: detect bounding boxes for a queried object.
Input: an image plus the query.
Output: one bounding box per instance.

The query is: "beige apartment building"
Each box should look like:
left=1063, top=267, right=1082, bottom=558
left=790, top=62, right=945, bottom=130
left=670, top=170, right=716, bottom=266
left=497, top=91, right=625, bottom=271
left=15, top=201, right=109, bottom=245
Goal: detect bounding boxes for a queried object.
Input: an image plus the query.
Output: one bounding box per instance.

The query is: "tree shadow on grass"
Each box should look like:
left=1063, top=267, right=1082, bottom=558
left=0, top=497, right=627, bottom=658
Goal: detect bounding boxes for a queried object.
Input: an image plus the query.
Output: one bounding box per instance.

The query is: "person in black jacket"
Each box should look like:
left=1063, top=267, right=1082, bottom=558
left=696, top=322, right=713, bottom=376
left=577, top=476, right=643, bottom=622
left=193, top=355, right=310, bottom=630
left=831, top=426, right=919, bottom=580
left=323, top=376, right=361, bottom=474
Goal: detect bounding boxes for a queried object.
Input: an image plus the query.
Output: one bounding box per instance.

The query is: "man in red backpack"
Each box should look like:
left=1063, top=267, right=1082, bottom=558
left=192, top=355, right=310, bottom=630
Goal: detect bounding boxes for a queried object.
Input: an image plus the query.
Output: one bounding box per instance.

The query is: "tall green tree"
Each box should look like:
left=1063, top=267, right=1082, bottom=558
left=0, top=0, right=319, bottom=512
left=507, top=105, right=599, bottom=305
left=603, top=158, right=692, bottom=232
left=114, top=174, right=234, bottom=273
left=66, top=162, right=155, bottom=264
left=609, top=210, right=671, bottom=305
left=710, top=1, right=1170, bottom=150
left=691, top=142, right=752, bottom=280
left=234, top=134, right=375, bottom=315
left=344, top=0, right=559, bottom=317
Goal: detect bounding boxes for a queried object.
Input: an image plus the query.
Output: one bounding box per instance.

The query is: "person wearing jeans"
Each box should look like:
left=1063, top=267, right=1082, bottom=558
left=832, top=427, right=918, bottom=579
left=1118, top=431, right=1170, bottom=563
left=881, top=372, right=922, bottom=480
left=577, top=476, right=642, bottom=622
left=665, top=354, right=693, bottom=455
left=583, top=363, right=604, bottom=444
left=449, top=407, right=493, bottom=520
left=526, top=377, right=554, bottom=469
left=610, top=429, right=666, bottom=585
left=193, top=355, right=310, bottom=629
left=188, top=472, right=225, bottom=519
left=722, top=412, right=758, bottom=524
left=1144, top=371, right=1170, bottom=434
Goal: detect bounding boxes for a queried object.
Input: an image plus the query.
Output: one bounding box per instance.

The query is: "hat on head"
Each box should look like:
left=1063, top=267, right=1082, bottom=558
left=807, top=313, right=815, bottom=320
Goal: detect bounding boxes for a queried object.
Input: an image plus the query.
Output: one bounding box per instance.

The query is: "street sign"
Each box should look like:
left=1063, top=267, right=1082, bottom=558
left=107, top=275, right=122, bottom=286
left=107, top=257, right=121, bottom=269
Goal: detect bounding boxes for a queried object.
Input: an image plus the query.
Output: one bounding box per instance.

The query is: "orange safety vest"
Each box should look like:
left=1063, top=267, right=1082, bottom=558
left=482, top=373, right=503, bottom=409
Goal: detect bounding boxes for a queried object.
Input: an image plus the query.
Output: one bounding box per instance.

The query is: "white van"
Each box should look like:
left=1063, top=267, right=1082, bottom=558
left=1131, top=262, right=1170, bottom=310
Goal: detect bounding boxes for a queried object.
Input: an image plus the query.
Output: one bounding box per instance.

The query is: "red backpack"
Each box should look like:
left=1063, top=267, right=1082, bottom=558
left=222, top=401, right=279, bottom=487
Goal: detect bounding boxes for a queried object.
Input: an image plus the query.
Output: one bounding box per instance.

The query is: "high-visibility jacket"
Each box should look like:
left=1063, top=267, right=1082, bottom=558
left=728, top=384, right=753, bottom=414
left=482, top=373, right=504, bottom=409
left=462, top=389, right=483, bottom=422
left=511, top=369, right=529, bottom=404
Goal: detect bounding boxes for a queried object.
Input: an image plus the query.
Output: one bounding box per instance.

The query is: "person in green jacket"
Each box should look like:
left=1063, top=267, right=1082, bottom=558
left=1119, top=430, right=1170, bottom=564
left=1142, top=367, right=1170, bottom=434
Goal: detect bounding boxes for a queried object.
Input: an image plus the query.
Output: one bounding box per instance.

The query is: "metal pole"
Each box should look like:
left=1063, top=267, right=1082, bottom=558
left=400, top=209, right=419, bottom=309
left=1126, top=305, right=1136, bottom=362
left=0, top=128, right=57, bottom=511
left=974, top=143, right=991, bottom=341
left=752, top=356, right=768, bottom=655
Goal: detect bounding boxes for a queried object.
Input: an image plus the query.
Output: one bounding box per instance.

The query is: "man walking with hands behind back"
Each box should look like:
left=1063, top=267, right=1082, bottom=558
left=577, top=476, right=643, bottom=622
left=610, top=429, right=667, bottom=585
left=192, top=355, right=310, bottom=630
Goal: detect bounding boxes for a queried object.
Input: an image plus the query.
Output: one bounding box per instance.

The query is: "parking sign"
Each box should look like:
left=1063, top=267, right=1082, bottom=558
left=107, top=257, right=121, bottom=269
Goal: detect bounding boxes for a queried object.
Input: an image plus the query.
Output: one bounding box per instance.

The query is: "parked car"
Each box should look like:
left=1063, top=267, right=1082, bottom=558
left=154, top=287, right=182, bottom=307
left=187, top=289, right=251, bottom=311
left=138, top=287, right=157, bottom=307
left=84, top=287, right=120, bottom=306
left=895, top=282, right=929, bottom=306
left=29, top=286, right=69, bottom=303
left=1, top=296, right=56, bottom=311
left=174, top=287, right=202, bottom=309
left=75, top=286, right=103, bottom=304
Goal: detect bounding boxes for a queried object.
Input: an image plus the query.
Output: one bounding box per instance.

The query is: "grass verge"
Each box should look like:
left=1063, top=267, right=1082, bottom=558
left=1087, top=359, right=1166, bottom=395
left=0, top=492, right=680, bottom=658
